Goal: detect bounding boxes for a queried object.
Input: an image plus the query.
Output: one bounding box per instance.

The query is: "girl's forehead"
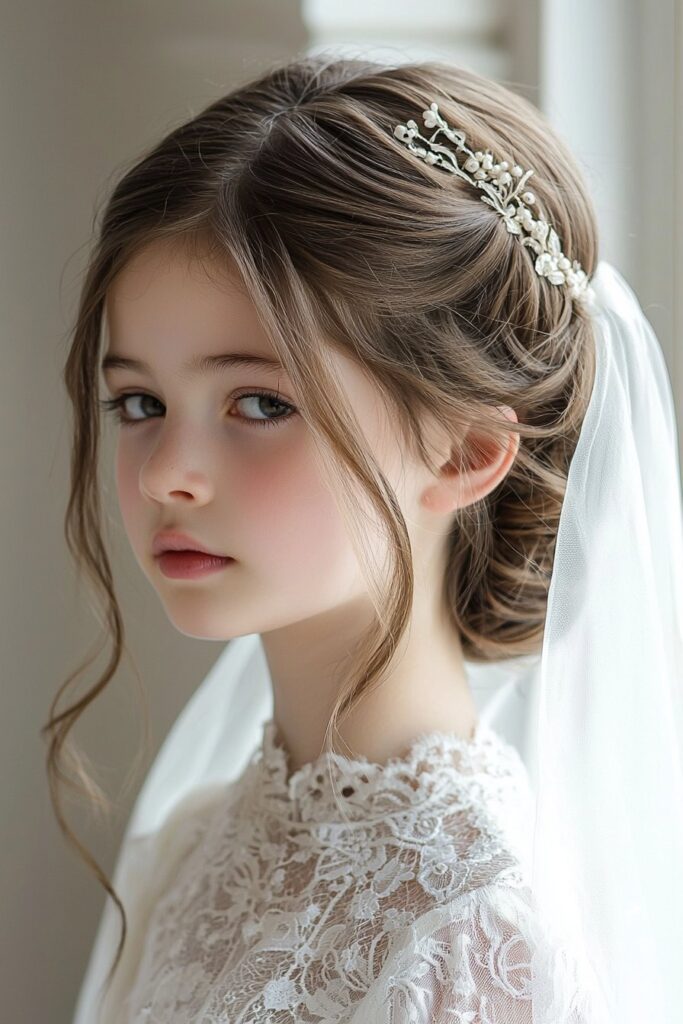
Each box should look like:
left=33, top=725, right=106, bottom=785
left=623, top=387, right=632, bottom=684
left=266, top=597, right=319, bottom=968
left=105, top=248, right=267, bottom=353
left=108, top=239, right=245, bottom=306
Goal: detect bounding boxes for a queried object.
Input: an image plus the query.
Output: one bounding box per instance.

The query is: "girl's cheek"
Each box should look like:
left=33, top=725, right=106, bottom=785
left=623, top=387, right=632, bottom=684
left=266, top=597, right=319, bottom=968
left=235, top=446, right=351, bottom=569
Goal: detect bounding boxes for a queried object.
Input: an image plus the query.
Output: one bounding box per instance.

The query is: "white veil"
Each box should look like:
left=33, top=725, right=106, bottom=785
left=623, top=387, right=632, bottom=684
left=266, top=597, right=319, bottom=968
left=73, top=259, right=683, bottom=1024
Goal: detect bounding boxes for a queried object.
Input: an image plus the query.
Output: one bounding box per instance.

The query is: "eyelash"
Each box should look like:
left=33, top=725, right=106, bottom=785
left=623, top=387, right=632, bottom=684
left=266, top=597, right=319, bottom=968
left=98, top=389, right=296, bottom=431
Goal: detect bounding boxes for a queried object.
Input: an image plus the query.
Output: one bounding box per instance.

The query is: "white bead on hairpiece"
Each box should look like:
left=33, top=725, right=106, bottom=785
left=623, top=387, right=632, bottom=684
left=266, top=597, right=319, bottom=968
left=393, top=102, right=596, bottom=308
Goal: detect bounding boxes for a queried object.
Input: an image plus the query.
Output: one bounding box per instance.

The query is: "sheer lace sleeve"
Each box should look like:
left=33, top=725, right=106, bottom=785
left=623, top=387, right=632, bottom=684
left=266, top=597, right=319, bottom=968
left=360, top=882, right=597, bottom=1024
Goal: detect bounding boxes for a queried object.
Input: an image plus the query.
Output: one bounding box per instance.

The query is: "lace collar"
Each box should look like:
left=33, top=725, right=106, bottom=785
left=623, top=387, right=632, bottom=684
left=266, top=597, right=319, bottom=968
left=247, top=716, right=531, bottom=826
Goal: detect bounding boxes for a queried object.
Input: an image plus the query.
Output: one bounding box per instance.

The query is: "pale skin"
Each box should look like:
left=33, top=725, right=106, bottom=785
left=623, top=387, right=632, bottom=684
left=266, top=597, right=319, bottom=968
left=103, top=237, right=519, bottom=777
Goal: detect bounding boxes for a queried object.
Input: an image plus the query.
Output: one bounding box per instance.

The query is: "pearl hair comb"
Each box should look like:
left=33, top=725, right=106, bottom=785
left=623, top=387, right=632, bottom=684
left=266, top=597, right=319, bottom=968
left=392, top=102, right=596, bottom=308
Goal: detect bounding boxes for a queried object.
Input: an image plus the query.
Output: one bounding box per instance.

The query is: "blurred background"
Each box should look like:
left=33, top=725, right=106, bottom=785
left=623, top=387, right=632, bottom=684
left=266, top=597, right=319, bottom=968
left=1, top=1, right=680, bottom=1020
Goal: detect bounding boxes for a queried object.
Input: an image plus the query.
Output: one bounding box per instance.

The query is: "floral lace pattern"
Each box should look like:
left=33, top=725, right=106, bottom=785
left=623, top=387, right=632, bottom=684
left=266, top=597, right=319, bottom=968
left=124, top=719, right=593, bottom=1023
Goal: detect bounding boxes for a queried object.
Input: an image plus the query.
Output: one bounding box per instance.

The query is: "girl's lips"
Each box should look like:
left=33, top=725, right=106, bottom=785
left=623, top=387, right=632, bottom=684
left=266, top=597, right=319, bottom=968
left=156, top=551, right=235, bottom=580
left=152, top=530, right=229, bottom=557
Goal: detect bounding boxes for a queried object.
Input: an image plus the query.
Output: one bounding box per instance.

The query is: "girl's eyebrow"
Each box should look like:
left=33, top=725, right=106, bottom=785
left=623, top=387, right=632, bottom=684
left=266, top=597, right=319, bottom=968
left=100, top=351, right=285, bottom=378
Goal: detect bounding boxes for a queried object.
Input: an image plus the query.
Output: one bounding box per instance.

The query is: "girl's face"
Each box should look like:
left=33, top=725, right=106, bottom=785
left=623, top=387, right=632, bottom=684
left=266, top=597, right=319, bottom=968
left=102, top=238, right=432, bottom=641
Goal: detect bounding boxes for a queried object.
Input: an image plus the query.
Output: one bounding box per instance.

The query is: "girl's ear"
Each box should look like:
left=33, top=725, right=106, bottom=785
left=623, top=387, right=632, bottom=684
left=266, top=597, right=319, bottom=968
left=421, top=405, right=520, bottom=515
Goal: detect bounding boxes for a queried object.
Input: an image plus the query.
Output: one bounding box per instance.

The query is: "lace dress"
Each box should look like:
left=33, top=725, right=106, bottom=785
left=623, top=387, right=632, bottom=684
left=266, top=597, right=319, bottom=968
left=121, top=718, right=597, bottom=1023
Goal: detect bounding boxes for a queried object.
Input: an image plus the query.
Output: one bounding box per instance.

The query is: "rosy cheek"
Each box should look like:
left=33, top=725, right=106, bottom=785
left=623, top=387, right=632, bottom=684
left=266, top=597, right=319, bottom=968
left=235, top=445, right=352, bottom=572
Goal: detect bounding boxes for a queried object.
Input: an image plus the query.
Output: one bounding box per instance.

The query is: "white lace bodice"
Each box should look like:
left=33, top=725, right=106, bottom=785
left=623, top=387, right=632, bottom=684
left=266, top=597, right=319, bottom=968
left=121, top=718, right=596, bottom=1023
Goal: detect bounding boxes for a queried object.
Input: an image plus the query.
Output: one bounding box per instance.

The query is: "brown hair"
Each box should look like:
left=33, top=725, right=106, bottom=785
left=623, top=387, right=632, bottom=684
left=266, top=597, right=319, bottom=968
left=43, top=54, right=599, bottom=1000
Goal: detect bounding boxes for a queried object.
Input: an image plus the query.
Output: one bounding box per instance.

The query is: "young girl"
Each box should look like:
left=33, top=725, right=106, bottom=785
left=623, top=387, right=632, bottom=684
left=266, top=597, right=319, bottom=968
left=50, top=55, right=682, bottom=1024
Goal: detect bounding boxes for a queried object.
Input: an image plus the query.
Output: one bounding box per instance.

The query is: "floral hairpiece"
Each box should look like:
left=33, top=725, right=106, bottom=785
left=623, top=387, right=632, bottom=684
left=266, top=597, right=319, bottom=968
left=392, top=101, right=595, bottom=308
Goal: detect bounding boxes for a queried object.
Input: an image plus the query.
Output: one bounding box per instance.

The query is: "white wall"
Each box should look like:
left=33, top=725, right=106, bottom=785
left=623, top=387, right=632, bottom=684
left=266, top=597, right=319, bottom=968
left=303, top=0, right=513, bottom=79
left=540, top=0, right=681, bottom=454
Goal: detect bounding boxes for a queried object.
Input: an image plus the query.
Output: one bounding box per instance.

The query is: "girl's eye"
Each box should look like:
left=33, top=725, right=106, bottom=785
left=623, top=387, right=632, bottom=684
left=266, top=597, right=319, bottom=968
left=98, top=390, right=296, bottom=430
